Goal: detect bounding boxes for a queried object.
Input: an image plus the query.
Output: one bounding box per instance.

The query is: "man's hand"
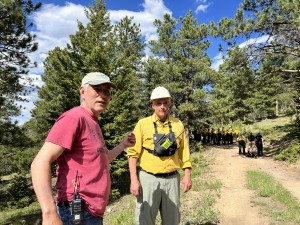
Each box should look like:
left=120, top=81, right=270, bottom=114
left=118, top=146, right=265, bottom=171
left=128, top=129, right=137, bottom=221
left=122, top=132, right=136, bottom=148
left=181, top=168, right=192, bottom=193
left=42, top=211, right=63, bottom=225
left=108, top=132, right=136, bottom=162
left=130, top=178, right=142, bottom=197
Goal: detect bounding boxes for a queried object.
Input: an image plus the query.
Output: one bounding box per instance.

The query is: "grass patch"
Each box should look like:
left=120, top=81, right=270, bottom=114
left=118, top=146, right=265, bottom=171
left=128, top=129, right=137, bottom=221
left=176, top=152, right=220, bottom=225
left=104, top=195, right=135, bottom=225
left=245, top=116, right=293, bottom=133
left=247, top=170, right=300, bottom=224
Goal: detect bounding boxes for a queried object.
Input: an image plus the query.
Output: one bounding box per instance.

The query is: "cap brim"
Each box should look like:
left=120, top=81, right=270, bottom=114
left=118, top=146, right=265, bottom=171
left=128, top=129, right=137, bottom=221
left=85, top=81, right=117, bottom=89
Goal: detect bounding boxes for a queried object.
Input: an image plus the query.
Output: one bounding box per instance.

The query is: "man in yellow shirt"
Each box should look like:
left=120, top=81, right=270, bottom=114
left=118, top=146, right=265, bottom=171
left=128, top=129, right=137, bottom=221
left=127, top=86, right=192, bottom=225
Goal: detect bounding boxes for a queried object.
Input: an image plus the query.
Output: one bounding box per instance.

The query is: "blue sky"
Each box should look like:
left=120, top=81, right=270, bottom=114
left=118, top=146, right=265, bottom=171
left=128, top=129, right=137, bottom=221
left=15, top=0, right=246, bottom=125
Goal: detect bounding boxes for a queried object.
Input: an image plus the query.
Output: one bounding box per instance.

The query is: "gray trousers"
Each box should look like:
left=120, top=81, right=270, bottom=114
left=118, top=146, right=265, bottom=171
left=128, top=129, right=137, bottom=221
left=135, top=169, right=180, bottom=225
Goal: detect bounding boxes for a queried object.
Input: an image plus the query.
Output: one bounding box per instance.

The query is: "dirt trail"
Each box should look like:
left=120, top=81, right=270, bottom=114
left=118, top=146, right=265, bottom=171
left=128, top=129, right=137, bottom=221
left=210, top=145, right=300, bottom=225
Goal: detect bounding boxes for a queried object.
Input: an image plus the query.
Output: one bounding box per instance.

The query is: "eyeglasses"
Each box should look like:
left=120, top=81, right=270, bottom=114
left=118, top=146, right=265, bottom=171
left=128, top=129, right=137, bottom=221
left=153, top=101, right=170, bottom=107
left=90, top=86, right=112, bottom=97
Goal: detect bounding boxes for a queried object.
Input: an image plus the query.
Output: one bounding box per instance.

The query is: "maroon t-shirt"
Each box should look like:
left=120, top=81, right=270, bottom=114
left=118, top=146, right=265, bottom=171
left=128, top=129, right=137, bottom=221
left=46, top=106, right=110, bottom=217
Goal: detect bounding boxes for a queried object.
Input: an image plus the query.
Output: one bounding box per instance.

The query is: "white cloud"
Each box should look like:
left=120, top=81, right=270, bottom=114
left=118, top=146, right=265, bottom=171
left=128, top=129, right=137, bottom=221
left=210, top=35, right=272, bottom=71
left=110, top=0, right=171, bottom=43
left=194, top=0, right=212, bottom=14
left=143, top=0, right=171, bottom=17
left=31, top=3, right=87, bottom=39
left=238, top=35, right=271, bottom=48
left=12, top=93, right=39, bottom=125
left=211, top=52, right=224, bottom=71
left=29, top=0, right=171, bottom=75
left=12, top=74, right=43, bottom=125
left=14, top=0, right=172, bottom=125
left=19, top=73, right=44, bottom=88
left=195, top=4, right=210, bottom=14
left=29, top=2, right=88, bottom=74
left=13, top=2, right=89, bottom=125
left=28, top=0, right=171, bottom=76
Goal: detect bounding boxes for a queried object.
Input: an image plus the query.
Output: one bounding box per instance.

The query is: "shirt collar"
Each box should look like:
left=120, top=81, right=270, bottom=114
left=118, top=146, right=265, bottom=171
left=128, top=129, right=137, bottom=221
left=151, top=113, right=171, bottom=125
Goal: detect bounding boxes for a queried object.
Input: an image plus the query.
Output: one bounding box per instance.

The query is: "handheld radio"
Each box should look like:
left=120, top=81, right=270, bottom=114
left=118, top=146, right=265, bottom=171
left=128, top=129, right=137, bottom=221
left=72, top=170, right=84, bottom=225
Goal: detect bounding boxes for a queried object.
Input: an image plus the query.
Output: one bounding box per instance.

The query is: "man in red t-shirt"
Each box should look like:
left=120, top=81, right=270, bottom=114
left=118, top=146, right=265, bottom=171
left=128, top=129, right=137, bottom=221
left=31, top=72, right=136, bottom=225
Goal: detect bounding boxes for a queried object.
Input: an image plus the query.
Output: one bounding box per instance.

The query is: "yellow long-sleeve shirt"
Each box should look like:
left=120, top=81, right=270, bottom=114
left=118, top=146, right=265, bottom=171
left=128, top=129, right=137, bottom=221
left=127, top=114, right=192, bottom=174
left=237, top=135, right=247, bottom=143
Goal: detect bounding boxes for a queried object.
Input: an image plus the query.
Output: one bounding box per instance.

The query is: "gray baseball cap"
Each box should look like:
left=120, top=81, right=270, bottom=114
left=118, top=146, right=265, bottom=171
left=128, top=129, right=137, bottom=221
left=81, top=72, right=116, bottom=88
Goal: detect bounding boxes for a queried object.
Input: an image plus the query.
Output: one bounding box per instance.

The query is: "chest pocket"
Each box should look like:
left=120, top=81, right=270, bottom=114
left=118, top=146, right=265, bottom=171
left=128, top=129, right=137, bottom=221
left=152, top=122, right=178, bottom=157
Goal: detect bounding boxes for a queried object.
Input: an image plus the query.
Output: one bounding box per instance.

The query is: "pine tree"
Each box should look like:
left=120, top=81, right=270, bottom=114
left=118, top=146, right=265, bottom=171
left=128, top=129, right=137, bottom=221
left=213, top=0, right=300, bottom=121
left=147, top=11, right=215, bottom=138
left=211, top=47, right=256, bottom=123
left=0, top=0, right=41, bottom=146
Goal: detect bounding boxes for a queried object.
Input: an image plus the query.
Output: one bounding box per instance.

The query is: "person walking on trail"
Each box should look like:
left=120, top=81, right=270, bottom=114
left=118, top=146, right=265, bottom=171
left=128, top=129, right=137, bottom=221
left=31, top=72, right=136, bottom=225
left=237, top=132, right=247, bottom=155
left=255, top=132, right=264, bottom=157
left=127, top=86, right=192, bottom=225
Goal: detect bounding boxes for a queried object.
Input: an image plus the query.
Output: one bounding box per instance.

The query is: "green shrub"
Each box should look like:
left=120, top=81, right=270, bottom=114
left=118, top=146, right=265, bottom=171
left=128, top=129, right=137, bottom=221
left=110, top=188, right=121, bottom=202
left=189, top=140, right=204, bottom=153
left=1, top=174, right=34, bottom=210
left=274, top=143, right=300, bottom=163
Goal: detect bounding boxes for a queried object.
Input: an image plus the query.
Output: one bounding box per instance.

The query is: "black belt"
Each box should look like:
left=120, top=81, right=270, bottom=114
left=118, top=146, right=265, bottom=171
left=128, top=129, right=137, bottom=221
left=142, top=169, right=178, bottom=178
left=57, top=200, right=72, bottom=208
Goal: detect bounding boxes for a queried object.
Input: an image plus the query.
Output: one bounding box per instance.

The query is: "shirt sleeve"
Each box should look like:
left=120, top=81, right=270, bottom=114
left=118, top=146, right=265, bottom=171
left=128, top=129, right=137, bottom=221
left=46, top=114, right=79, bottom=151
left=178, top=124, right=192, bottom=169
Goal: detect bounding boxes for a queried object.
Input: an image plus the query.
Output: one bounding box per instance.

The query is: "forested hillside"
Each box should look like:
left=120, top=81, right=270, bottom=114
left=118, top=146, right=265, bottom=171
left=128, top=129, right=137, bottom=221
left=0, top=0, right=299, bottom=224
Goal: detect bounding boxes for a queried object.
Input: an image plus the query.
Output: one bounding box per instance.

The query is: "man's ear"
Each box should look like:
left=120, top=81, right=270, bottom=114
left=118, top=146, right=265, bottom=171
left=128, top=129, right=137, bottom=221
left=79, top=86, right=85, bottom=99
left=151, top=102, right=155, bottom=110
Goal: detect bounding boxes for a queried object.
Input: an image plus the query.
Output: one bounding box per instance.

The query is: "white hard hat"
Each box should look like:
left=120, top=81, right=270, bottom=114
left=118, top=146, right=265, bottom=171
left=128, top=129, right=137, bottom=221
left=150, top=86, right=171, bottom=101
